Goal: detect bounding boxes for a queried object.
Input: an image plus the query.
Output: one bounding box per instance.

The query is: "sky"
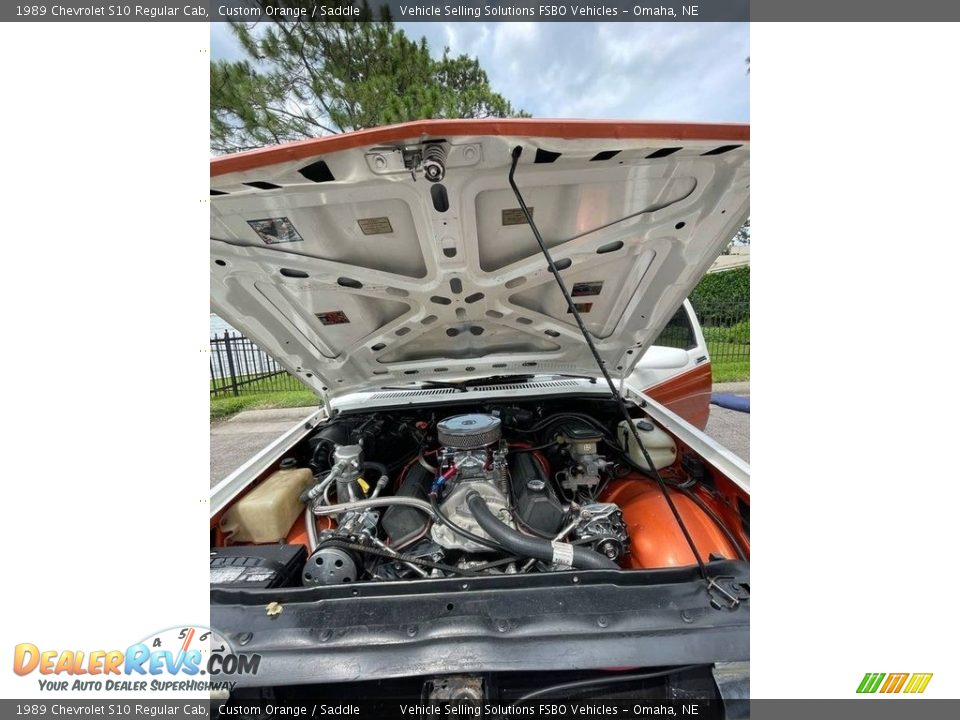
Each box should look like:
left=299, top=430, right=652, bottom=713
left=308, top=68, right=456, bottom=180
left=211, top=22, right=749, bottom=123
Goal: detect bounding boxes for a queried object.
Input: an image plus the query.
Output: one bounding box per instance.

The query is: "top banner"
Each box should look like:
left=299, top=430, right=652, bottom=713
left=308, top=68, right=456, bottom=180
left=9, top=0, right=746, bottom=21
left=7, top=0, right=960, bottom=22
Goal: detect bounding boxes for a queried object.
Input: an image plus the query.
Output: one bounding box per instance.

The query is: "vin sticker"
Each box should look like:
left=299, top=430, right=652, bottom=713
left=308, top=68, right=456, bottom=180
left=357, top=216, right=394, bottom=235
left=502, top=207, right=533, bottom=226
left=247, top=217, right=303, bottom=245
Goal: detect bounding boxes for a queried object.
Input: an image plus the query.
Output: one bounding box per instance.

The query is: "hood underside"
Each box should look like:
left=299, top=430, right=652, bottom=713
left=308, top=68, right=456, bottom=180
left=210, top=119, right=749, bottom=400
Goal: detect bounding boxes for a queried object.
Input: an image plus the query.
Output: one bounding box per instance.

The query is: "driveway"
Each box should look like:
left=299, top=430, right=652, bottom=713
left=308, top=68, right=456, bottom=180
left=705, top=381, right=750, bottom=462
left=211, top=406, right=319, bottom=487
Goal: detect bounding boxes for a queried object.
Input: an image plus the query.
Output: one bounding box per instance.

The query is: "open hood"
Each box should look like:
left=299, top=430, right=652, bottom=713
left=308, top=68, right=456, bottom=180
left=210, top=119, right=749, bottom=401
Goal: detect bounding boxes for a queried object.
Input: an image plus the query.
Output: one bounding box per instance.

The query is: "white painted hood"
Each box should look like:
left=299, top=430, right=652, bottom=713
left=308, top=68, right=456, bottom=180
left=210, top=119, right=749, bottom=401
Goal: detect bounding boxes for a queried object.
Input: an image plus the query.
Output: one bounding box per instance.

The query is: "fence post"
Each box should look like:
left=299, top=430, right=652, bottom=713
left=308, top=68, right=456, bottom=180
left=223, top=332, right=240, bottom=397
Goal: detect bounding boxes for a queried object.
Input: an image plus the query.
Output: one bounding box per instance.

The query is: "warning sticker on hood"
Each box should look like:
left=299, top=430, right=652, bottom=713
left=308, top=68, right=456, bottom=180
left=316, top=310, right=350, bottom=325
left=572, top=281, right=603, bottom=297
left=247, top=217, right=304, bottom=245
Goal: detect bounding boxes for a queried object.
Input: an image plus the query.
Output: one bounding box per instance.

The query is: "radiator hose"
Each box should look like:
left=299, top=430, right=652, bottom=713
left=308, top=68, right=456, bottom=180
left=464, top=491, right=618, bottom=570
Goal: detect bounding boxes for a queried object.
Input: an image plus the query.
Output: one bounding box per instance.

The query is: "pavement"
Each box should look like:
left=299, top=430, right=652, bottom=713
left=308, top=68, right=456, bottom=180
left=705, top=382, right=750, bottom=463
left=210, top=406, right=319, bottom=486
left=210, top=383, right=750, bottom=485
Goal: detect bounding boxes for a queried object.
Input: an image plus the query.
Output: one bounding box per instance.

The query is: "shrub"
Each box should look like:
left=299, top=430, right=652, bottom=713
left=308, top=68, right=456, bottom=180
left=701, top=321, right=750, bottom=345
left=690, top=266, right=749, bottom=307
left=725, top=319, right=750, bottom=345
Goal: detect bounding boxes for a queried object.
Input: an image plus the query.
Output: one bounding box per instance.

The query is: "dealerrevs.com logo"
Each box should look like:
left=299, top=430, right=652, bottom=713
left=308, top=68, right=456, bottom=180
left=857, top=672, right=933, bottom=694
left=12, top=626, right=259, bottom=693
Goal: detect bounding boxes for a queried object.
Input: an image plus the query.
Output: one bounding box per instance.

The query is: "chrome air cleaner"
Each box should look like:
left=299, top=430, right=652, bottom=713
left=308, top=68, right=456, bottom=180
left=436, top=414, right=502, bottom=450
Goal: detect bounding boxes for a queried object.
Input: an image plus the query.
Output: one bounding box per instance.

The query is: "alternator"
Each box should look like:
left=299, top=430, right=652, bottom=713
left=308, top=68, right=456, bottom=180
left=572, top=503, right=629, bottom=561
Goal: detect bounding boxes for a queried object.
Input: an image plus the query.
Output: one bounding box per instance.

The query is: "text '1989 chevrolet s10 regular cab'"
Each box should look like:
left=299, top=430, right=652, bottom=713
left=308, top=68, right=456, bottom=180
left=208, top=119, right=750, bottom=711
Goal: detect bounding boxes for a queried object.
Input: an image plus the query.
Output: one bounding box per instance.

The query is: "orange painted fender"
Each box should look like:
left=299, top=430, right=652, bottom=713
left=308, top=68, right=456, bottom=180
left=603, top=478, right=738, bottom=569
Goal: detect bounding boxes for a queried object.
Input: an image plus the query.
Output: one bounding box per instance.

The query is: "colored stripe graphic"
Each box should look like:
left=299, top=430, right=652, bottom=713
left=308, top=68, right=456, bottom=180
left=857, top=673, right=885, bottom=693
left=880, top=673, right=909, bottom=693
left=904, top=673, right=933, bottom=694
left=857, top=672, right=932, bottom=694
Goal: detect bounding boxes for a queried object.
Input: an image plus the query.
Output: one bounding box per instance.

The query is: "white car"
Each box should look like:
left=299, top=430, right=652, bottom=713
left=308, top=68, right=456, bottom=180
left=208, top=119, right=750, bottom=709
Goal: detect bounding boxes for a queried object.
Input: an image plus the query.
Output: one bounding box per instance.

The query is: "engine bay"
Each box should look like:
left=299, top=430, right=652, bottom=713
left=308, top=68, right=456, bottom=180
left=211, top=397, right=749, bottom=589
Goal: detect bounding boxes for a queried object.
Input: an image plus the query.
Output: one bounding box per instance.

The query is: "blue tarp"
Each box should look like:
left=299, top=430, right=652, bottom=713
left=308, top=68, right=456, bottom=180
left=710, top=393, right=750, bottom=413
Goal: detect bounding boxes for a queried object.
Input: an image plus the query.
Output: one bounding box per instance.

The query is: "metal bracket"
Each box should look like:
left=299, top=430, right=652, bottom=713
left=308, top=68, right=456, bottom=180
left=707, top=575, right=748, bottom=611
left=365, top=142, right=482, bottom=177
left=425, top=674, right=484, bottom=701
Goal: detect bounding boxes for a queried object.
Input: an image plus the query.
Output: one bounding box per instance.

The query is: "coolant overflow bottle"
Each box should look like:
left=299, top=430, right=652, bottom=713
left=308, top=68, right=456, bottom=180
left=617, top=419, right=677, bottom=471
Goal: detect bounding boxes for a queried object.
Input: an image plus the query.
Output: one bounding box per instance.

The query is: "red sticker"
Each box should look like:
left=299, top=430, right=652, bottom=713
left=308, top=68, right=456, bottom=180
left=315, top=311, right=350, bottom=325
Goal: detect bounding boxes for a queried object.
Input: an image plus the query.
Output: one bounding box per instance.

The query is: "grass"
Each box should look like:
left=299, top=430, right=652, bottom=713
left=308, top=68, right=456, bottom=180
left=711, top=357, right=750, bottom=383
left=210, top=389, right=318, bottom=421
left=707, top=341, right=750, bottom=383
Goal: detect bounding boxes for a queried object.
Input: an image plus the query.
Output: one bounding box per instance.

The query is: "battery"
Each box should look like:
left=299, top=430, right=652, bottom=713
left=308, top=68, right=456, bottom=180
left=210, top=543, right=306, bottom=589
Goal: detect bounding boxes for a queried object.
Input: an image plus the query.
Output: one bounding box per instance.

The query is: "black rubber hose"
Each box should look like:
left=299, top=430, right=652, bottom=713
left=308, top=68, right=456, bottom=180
left=513, top=412, right=615, bottom=440
left=510, top=509, right=556, bottom=539
left=508, top=441, right=559, bottom=453
left=429, top=492, right=511, bottom=554
left=532, top=412, right=613, bottom=435
left=362, top=461, right=389, bottom=480
left=465, top=491, right=618, bottom=570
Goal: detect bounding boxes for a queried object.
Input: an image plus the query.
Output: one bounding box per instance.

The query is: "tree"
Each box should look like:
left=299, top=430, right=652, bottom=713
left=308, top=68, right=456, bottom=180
left=211, top=1, right=528, bottom=153
left=721, top=219, right=749, bottom=255
left=734, top=218, right=750, bottom=245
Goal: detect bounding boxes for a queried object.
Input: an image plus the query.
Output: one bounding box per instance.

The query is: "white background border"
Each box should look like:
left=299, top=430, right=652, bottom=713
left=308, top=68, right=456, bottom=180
left=1, top=20, right=958, bottom=700
left=0, top=23, right=210, bottom=698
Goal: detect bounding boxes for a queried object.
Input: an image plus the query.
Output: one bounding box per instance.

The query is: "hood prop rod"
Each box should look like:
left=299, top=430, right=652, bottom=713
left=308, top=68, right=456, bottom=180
left=507, top=146, right=729, bottom=603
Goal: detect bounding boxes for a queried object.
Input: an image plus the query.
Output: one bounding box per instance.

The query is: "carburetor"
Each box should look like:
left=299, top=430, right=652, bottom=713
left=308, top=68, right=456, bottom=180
left=435, top=413, right=508, bottom=491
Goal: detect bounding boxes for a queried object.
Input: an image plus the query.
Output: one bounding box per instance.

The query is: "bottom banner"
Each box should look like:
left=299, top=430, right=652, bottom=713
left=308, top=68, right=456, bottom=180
left=4, top=700, right=722, bottom=720
left=4, top=699, right=960, bottom=720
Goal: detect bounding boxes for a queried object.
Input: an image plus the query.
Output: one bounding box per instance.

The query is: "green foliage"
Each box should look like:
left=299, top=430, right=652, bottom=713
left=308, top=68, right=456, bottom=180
left=690, top=264, right=750, bottom=382
left=690, top=266, right=750, bottom=308
left=702, top=320, right=750, bottom=346
left=726, top=319, right=750, bottom=345
left=711, top=357, right=750, bottom=383
left=211, top=2, right=528, bottom=153
left=211, top=389, right=317, bottom=421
